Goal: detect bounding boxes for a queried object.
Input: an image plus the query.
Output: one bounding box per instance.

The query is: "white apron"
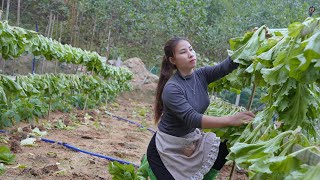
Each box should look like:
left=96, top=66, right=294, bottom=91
left=156, top=129, right=220, bottom=180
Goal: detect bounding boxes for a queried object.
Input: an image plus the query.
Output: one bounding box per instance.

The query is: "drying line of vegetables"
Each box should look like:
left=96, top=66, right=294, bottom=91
left=0, top=21, right=133, bottom=78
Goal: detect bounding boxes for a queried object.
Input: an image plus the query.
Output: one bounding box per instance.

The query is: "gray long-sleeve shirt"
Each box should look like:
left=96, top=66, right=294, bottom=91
left=158, top=57, right=238, bottom=137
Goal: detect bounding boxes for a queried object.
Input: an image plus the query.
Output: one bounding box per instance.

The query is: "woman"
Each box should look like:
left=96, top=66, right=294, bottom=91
left=147, top=37, right=255, bottom=180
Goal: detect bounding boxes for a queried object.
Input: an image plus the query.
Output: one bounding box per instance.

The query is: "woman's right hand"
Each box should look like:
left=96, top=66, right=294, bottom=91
left=229, top=111, right=255, bottom=126
left=202, top=112, right=256, bottom=129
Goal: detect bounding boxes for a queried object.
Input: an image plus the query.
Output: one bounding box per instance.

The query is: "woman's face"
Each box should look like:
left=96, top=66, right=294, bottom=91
left=171, top=40, right=197, bottom=74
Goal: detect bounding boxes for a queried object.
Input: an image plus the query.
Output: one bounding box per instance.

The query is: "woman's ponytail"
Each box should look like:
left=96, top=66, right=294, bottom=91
left=154, top=37, right=188, bottom=124
left=154, top=55, right=175, bottom=124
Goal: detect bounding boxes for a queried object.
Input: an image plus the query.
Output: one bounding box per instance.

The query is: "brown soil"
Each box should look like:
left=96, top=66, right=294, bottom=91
left=2, top=90, right=154, bottom=180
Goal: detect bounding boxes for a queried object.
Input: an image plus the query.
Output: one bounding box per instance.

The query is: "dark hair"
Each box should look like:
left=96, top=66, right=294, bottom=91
left=154, top=37, right=189, bottom=124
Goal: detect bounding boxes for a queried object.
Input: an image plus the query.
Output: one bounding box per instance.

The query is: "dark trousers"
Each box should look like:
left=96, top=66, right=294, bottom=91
left=147, top=133, right=229, bottom=180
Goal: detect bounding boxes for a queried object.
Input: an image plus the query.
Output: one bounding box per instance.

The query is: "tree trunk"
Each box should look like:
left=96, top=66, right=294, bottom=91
left=54, top=15, right=59, bottom=74
left=97, top=29, right=101, bottom=53
left=17, top=0, right=20, bottom=26
left=16, top=0, right=21, bottom=74
left=46, top=14, right=55, bottom=73
left=74, top=5, right=79, bottom=47
left=5, top=0, right=10, bottom=21
left=59, top=21, right=62, bottom=42
left=50, top=14, right=55, bottom=38
left=73, top=4, right=81, bottom=74
left=89, top=16, right=97, bottom=51
left=77, top=11, right=83, bottom=49
left=47, top=11, right=53, bottom=37
left=0, top=0, right=3, bottom=20
left=44, top=24, right=48, bottom=37
left=55, top=21, right=63, bottom=73
left=106, top=29, right=111, bottom=60
left=69, top=0, right=76, bottom=45
left=42, top=11, right=53, bottom=74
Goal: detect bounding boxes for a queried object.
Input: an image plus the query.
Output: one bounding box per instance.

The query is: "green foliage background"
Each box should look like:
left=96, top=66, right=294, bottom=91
left=2, top=0, right=317, bottom=70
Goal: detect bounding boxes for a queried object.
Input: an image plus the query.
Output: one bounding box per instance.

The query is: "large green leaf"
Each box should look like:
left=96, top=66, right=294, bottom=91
left=0, top=86, right=7, bottom=105
left=0, top=145, right=15, bottom=164
left=261, top=64, right=289, bottom=85
left=0, top=75, right=26, bottom=97
left=303, top=164, right=320, bottom=180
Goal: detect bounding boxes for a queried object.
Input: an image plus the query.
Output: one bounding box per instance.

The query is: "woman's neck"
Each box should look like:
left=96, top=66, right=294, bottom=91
left=178, top=69, right=194, bottom=77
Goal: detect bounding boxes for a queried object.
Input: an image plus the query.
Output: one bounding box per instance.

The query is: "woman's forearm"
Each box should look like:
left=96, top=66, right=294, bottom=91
left=201, top=111, right=255, bottom=129
left=201, top=115, right=233, bottom=128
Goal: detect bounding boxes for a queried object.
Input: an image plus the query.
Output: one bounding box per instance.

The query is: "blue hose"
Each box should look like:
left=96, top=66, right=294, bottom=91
left=0, top=130, right=139, bottom=167
left=40, top=138, right=139, bottom=167
left=106, top=111, right=156, bottom=134
left=1, top=112, right=153, bottom=168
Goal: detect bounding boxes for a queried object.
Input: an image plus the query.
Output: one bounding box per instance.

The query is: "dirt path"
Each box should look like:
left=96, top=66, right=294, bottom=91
left=1, top=90, right=248, bottom=180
